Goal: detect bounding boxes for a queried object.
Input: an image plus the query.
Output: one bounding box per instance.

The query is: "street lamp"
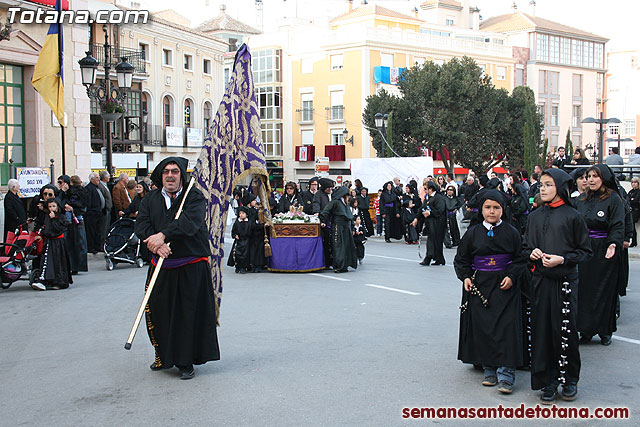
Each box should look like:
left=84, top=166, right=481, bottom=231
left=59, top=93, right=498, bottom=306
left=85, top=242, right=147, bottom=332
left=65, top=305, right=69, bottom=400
left=605, top=135, right=634, bottom=153
left=582, top=113, right=621, bottom=164
left=78, top=24, right=135, bottom=178
left=342, top=129, right=354, bottom=145
left=374, top=113, right=389, bottom=158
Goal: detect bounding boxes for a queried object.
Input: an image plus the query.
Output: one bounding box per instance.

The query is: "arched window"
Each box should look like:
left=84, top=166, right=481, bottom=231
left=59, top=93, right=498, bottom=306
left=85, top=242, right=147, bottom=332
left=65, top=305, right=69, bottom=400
left=162, top=96, right=172, bottom=127
left=184, top=99, right=192, bottom=127
left=203, top=101, right=212, bottom=129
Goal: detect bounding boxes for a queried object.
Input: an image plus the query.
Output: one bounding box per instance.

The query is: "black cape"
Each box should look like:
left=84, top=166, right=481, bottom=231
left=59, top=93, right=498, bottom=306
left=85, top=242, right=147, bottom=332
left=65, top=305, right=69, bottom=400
left=319, top=193, right=358, bottom=272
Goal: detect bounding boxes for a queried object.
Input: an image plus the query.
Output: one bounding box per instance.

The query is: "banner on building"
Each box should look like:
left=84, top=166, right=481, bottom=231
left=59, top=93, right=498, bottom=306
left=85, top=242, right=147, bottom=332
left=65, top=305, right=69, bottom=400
left=165, top=126, right=184, bottom=147
left=186, top=128, right=203, bottom=147
left=16, top=167, right=51, bottom=198
left=374, top=66, right=407, bottom=85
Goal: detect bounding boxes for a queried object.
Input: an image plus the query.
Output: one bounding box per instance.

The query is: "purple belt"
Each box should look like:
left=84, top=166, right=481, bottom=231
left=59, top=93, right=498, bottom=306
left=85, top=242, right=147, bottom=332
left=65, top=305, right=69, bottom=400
left=384, top=203, right=394, bottom=207
left=472, top=254, right=512, bottom=272
left=151, top=255, right=208, bottom=269
left=588, top=229, right=608, bottom=239
left=447, top=210, right=457, bottom=215
left=471, top=208, right=479, bottom=212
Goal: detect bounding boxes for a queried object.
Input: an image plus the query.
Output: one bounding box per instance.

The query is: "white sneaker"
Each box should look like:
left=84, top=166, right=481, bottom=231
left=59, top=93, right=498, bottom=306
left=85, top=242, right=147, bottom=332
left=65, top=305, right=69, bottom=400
left=31, top=282, right=46, bottom=291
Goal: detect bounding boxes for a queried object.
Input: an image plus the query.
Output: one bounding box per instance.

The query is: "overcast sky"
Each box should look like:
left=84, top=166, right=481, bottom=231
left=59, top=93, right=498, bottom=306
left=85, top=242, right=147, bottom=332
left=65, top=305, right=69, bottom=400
left=142, top=0, right=639, bottom=51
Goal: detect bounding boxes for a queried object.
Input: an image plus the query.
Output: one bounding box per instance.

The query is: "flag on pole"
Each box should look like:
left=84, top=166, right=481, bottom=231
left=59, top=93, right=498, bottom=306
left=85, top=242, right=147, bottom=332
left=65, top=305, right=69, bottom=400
left=32, top=0, right=65, bottom=126
left=192, top=44, right=271, bottom=322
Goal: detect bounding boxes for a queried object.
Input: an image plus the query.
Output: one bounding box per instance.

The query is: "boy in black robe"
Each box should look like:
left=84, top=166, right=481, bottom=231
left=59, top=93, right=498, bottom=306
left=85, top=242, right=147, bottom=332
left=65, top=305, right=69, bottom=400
left=33, top=198, right=72, bottom=290
left=353, top=215, right=366, bottom=263
left=135, top=157, right=219, bottom=380
left=455, top=190, right=524, bottom=394
left=523, top=168, right=592, bottom=403
left=420, top=181, right=446, bottom=265
left=229, top=206, right=252, bottom=274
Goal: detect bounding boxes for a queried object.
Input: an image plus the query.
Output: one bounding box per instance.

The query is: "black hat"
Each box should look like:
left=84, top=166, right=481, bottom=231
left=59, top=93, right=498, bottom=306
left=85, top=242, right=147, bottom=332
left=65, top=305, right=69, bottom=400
left=589, top=164, right=619, bottom=194
left=570, top=168, right=588, bottom=180
left=137, top=181, right=150, bottom=193
left=318, top=178, right=334, bottom=191
left=479, top=189, right=507, bottom=213
left=486, top=177, right=501, bottom=190
left=57, top=175, right=70, bottom=185
left=238, top=206, right=250, bottom=215
left=242, top=192, right=257, bottom=206
left=478, top=175, right=489, bottom=187
left=308, top=176, right=319, bottom=184
left=541, top=168, right=573, bottom=205
left=151, top=157, right=189, bottom=189
left=426, top=181, right=440, bottom=192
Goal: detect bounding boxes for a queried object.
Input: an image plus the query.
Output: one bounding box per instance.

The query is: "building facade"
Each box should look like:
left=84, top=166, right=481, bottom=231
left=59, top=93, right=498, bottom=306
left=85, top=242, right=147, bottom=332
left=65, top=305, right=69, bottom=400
left=605, top=50, right=639, bottom=157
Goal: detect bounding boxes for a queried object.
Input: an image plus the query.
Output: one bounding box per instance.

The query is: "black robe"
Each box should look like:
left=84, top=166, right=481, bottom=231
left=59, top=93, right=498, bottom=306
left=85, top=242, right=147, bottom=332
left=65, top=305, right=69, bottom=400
left=135, top=184, right=220, bottom=369
left=444, top=195, right=462, bottom=248
left=38, top=213, right=72, bottom=287
left=455, top=222, right=524, bottom=368
left=4, top=191, right=26, bottom=239
left=523, top=203, right=592, bottom=389
left=277, top=193, right=301, bottom=214
left=422, top=192, right=446, bottom=264
left=574, top=193, right=625, bottom=338
left=353, top=224, right=366, bottom=260
left=299, top=190, right=316, bottom=215
left=319, top=199, right=358, bottom=272
left=248, top=207, right=266, bottom=269
left=65, top=185, right=89, bottom=272
left=356, top=194, right=374, bottom=237
left=380, top=190, right=403, bottom=240
left=228, top=219, right=252, bottom=269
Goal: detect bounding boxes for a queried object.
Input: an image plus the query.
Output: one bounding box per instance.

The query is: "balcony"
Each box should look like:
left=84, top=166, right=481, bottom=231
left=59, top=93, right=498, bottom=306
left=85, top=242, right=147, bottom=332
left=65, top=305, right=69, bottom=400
left=295, top=145, right=315, bottom=161
left=325, top=144, right=345, bottom=162
left=325, top=106, right=344, bottom=123
left=90, top=43, right=147, bottom=75
left=296, top=108, right=314, bottom=124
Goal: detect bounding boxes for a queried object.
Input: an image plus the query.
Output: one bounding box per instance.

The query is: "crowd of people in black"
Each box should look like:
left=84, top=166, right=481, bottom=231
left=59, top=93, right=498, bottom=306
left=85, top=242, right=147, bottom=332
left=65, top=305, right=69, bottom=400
left=3, top=172, right=153, bottom=291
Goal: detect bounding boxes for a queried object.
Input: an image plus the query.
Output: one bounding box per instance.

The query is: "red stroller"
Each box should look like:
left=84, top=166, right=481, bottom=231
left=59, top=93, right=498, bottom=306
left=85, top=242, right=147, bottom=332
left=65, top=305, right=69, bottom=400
left=0, top=225, right=43, bottom=289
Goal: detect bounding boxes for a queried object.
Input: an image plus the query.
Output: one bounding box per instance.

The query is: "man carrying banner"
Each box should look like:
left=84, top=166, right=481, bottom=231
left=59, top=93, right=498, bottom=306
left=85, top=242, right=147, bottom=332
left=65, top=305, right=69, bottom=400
left=135, top=156, right=220, bottom=380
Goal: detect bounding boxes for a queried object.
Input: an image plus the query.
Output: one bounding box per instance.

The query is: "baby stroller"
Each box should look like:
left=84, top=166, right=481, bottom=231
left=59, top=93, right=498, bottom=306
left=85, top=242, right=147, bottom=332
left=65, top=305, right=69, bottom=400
left=104, top=218, right=145, bottom=270
left=0, top=225, right=43, bottom=289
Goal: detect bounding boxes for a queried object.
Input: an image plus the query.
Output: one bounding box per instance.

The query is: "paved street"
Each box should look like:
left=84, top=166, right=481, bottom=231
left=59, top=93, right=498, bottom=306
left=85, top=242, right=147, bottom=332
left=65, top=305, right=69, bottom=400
left=1, top=237, right=638, bottom=426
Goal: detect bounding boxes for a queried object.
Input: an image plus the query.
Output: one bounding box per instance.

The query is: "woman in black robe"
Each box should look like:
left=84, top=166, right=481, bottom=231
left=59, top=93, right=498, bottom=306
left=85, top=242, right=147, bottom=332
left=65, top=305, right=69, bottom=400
left=455, top=190, right=524, bottom=393
left=319, top=186, right=358, bottom=273
left=523, top=168, right=592, bottom=403
left=66, top=176, right=88, bottom=274
left=443, top=185, right=462, bottom=248
left=380, top=181, right=403, bottom=242
left=574, top=164, right=625, bottom=346
left=276, top=181, right=301, bottom=213
left=420, top=181, right=446, bottom=265
left=243, top=193, right=266, bottom=272
left=507, top=173, right=530, bottom=235
left=35, top=198, right=72, bottom=290
left=356, top=187, right=374, bottom=237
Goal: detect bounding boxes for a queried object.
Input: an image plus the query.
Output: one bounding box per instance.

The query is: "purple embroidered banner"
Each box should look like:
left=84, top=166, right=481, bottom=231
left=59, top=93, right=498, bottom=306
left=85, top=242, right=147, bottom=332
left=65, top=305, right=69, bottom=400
left=192, top=44, right=271, bottom=323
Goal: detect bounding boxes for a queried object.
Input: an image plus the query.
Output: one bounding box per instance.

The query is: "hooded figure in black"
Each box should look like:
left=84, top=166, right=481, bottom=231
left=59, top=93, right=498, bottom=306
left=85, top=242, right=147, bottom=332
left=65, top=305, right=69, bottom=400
left=228, top=205, right=253, bottom=273
left=35, top=197, right=73, bottom=290
left=574, top=164, right=625, bottom=346
left=241, top=192, right=266, bottom=272
left=380, top=181, right=403, bottom=242
left=419, top=181, right=446, bottom=265
left=356, top=187, right=374, bottom=237
left=523, top=168, right=592, bottom=402
left=455, top=190, right=524, bottom=391
left=312, top=178, right=333, bottom=214
left=135, top=156, right=219, bottom=379
left=277, top=181, right=301, bottom=213
left=299, top=177, right=318, bottom=215
left=319, top=186, right=358, bottom=273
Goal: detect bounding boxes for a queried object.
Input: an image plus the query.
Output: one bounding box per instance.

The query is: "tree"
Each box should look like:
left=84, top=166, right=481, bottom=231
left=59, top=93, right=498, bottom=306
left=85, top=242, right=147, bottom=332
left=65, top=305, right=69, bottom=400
left=565, top=129, right=574, bottom=158
left=511, top=86, right=543, bottom=173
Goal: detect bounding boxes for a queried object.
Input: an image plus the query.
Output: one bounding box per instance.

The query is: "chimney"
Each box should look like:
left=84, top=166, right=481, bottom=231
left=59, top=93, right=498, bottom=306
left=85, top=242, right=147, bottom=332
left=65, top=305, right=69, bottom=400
left=348, top=0, right=353, bottom=12
left=413, top=6, right=419, bottom=18
left=220, top=3, right=226, bottom=13
left=511, top=1, right=518, bottom=13
left=462, top=0, right=470, bottom=29
left=529, top=0, right=536, bottom=16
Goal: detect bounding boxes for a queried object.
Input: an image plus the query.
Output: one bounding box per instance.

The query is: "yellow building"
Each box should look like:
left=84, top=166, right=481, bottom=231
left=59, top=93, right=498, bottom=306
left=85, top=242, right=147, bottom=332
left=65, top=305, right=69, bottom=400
left=248, top=1, right=515, bottom=183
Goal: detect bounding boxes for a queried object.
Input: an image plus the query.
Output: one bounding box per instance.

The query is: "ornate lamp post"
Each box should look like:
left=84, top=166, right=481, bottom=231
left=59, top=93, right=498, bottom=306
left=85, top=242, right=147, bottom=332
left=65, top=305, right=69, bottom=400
left=374, top=113, right=389, bottom=158
left=581, top=112, right=621, bottom=164
left=78, top=24, right=134, bottom=177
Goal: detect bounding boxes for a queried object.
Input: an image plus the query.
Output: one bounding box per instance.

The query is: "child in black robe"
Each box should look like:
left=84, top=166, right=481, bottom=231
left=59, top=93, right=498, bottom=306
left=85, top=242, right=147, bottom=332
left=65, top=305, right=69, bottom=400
left=34, top=198, right=72, bottom=290
left=443, top=185, right=462, bottom=248
left=523, top=168, right=592, bottom=404
left=353, top=216, right=366, bottom=263
left=243, top=193, right=266, bottom=272
left=402, top=197, right=418, bottom=244
left=455, top=190, right=524, bottom=394
left=228, top=206, right=252, bottom=274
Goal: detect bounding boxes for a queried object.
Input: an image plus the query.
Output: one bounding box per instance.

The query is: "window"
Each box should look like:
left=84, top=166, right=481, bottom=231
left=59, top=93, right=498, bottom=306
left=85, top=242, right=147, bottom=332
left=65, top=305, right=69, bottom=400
left=572, top=105, right=582, bottom=128
left=301, top=130, right=313, bottom=146
left=331, top=129, right=344, bottom=145
left=256, top=86, right=281, bottom=120
left=573, top=135, right=581, bottom=148
left=583, top=41, right=594, bottom=68
left=608, top=124, right=619, bottom=136
left=330, top=90, right=344, bottom=121
left=595, top=43, right=604, bottom=68
left=184, top=99, right=192, bottom=127
left=536, top=34, right=548, bottom=61
left=572, top=74, right=583, bottom=97
left=162, top=48, right=173, bottom=67
left=551, top=105, right=559, bottom=127
left=561, top=38, right=571, bottom=64
left=596, top=73, right=603, bottom=99
left=330, top=54, right=343, bottom=70
left=571, top=39, right=582, bottom=66
left=381, top=53, right=394, bottom=68
left=549, top=36, right=560, bottom=63
left=414, top=56, right=425, bottom=66
left=252, top=49, right=281, bottom=84
left=538, top=70, right=547, bottom=94
left=538, top=104, right=545, bottom=124
left=224, top=68, right=230, bottom=87
left=445, top=16, right=455, bottom=26
left=261, top=122, right=281, bottom=156
left=550, top=71, right=559, bottom=95
left=301, top=93, right=313, bottom=122
left=139, top=42, right=149, bottom=62
left=162, top=96, right=172, bottom=127
left=496, top=66, right=506, bottom=81
left=515, top=68, right=524, bottom=87
left=0, top=63, right=25, bottom=182
left=184, top=54, right=193, bottom=71
left=203, top=59, right=211, bottom=75
left=625, top=119, right=636, bottom=135
left=203, top=101, right=212, bottom=129
left=301, top=58, right=313, bottom=74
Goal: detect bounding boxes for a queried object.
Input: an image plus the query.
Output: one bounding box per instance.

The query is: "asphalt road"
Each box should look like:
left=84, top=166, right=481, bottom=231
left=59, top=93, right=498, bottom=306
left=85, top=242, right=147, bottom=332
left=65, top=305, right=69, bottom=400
left=1, top=237, right=638, bottom=426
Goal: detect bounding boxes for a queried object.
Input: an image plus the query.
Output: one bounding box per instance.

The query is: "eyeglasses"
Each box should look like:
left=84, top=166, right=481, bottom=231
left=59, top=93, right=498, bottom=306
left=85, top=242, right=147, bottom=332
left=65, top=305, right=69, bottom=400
left=540, top=182, right=556, bottom=189
left=162, top=168, right=180, bottom=175
left=43, top=192, right=55, bottom=197
left=57, top=180, right=63, bottom=184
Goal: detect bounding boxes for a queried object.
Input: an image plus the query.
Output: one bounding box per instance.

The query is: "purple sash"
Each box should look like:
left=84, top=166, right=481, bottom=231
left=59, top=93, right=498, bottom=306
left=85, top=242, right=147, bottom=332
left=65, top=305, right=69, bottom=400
left=588, top=229, right=607, bottom=239
left=471, top=208, right=479, bottom=212
left=151, top=255, right=208, bottom=269
left=472, top=254, right=512, bottom=272
left=447, top=210, right=457, bottom=215
left=384, top=203, right=394, bottom=207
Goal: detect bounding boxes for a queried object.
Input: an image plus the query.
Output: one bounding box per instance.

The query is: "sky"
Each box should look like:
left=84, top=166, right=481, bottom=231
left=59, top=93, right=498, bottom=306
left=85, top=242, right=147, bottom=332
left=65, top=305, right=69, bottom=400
left=141, top=0, right=639, bottom=51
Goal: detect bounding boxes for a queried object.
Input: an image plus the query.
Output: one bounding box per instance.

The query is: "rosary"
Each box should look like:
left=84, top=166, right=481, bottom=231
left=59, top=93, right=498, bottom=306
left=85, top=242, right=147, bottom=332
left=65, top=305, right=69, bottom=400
left=460, top=272, right=489, bottom=313
left=558, top=281, right=572, bottom=384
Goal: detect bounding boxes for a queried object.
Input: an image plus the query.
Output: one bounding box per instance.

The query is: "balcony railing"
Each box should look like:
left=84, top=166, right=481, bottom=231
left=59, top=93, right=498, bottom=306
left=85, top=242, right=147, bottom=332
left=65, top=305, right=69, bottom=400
left=296, top=108, right=314, bottom=124
left=90, top=43, right=147, bottom=75
left=325, top=105, right=344, bottom=122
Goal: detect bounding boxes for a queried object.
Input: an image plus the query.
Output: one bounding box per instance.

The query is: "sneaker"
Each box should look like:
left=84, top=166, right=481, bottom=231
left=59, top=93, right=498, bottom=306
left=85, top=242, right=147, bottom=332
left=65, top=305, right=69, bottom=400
left=31, top=282, right=46, bottom=291
left=561, top=383, right=578, bottom=401
left=497, top=381, right=513, bottom=394
left=178, top=365, right=195, bottom=380
left=600, top=335, right=612, bottom=346
left=540, top=385, right=557, bottom=405
left=482, top=375, right=498, bottom=386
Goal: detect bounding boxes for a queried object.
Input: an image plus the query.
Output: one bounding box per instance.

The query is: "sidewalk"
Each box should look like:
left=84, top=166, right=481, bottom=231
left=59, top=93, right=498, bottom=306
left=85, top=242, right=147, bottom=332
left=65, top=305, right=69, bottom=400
left=629, top=246, right=640, bottom=260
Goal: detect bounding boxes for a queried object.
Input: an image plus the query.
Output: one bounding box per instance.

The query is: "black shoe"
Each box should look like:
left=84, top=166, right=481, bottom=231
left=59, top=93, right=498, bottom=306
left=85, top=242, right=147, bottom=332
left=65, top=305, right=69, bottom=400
left=579, top=335, right=592, bottom=344
left=239, top=268, right=247, bottom=274
left=150, top=362, right=168, bottom=371
left=433, top=261, right=446, bottom=266
left=178, top=365, right=195, bottom=380
left=540, top=385, right=557, bottom=405
left=419, top=258, right=432, bottom=266
left=600, top=335, right=612, bottom=346
left=561, top=383, right=578, bottom=401
left=482, top=375, right=498, bottom=387
left=497, top=381, right=513, bottom=394
left=385, top=239, right=391, bottom=243
left=71, top=271, right=78, bottom=275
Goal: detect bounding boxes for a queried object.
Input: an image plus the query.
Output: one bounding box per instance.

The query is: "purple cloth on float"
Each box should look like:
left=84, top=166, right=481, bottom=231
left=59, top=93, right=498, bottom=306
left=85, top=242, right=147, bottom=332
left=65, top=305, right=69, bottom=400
left=268, top=236, right=325, bottom=272
left=472, top=254, right=512, bottom=272
left=588, top=229, right=607, bottom=239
